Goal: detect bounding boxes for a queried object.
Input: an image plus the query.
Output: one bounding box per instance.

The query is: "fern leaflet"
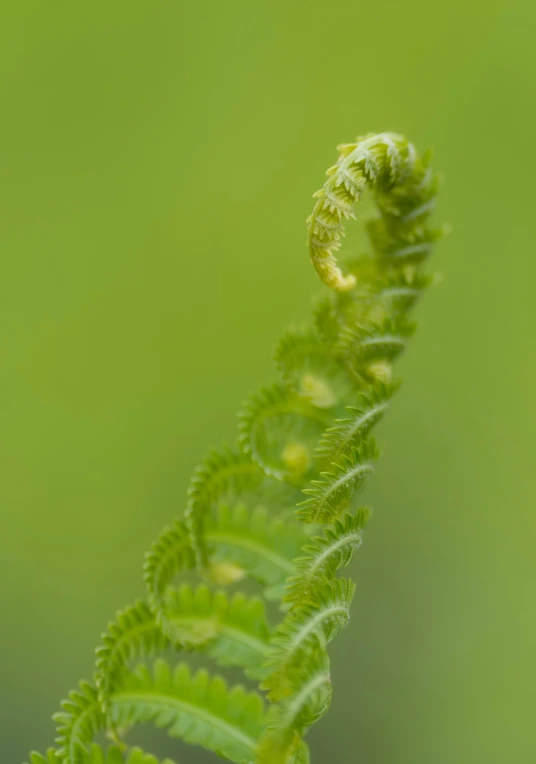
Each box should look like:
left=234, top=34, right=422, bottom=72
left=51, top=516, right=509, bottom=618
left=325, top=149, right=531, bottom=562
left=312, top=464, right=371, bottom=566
left=284, top=507, right=370, bottom=606
left=298, top=440, right=378, bottom=523
left=109, top=659, right=267, bottom=764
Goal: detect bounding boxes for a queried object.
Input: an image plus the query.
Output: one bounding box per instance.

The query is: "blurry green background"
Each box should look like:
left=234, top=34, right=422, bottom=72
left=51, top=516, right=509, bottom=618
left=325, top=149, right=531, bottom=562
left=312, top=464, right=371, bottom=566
left=2, top=1, right=535, bottom=762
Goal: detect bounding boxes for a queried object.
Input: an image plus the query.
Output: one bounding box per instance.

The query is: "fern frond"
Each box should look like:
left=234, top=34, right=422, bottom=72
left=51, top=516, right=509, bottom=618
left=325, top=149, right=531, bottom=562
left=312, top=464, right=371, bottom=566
left=96, top=601, right=170, bottom=707
left=205, top=504, right=307, bottom=598
left=314, top=266, right=429, bottom=359
left=367, top=215, right=446, bottom=266
left=238, top=385, right=330, bottom=482
left=315, top=383, right=394, bottom=462
left=144, top=519, right=195, bottom=616
left=25, top=752, right=62, bottom=764
left=308, top=133, right=438, bottom=292
left=53, top=682, right=105, bottom=764
left=262, top=579, right=355, bottom=700
left=109, top=659, right=267, bottom=764
left=185, top=446, right=265, bottom=567
left=162, top=584, right=271, bottom=678
left=298, top=440, right=378, bottom=523
left=312, top=294, right=344, bottom=347
left=257, top=650, right=332, bottom=764
left=97, top=747, right=175, bottom=764
left=28, top=132, right=445, bottom=764
left=89, top=746, right=175, bottom=764
left=312, top=266, right=377, bottom=343
left=377, top=269, right=434, bottom=315
left=25, top=749, right=176, bottom=764
left=84, top=747, right=174, bottom=764
left=284, top=507, right=370, bottom=606
left=104, top=748, right=175, bottom=764
left=339, top=316, right=415, bottom=370
left=275, top=326, right=353, bottom=409
left=96, top=586, right=272, bottom=704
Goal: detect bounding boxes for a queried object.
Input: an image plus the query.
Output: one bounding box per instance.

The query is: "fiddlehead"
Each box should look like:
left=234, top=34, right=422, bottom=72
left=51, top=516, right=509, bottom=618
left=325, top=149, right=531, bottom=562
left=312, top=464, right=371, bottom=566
left=25, top=132, right=444, bottom=764
left=308, top=132, right=442, bottom=291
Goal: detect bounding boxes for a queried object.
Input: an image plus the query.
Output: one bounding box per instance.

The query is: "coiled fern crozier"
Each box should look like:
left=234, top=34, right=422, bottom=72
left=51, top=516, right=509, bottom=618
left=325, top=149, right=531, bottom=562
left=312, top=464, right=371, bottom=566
left=26, top=132, right=445, bottom=764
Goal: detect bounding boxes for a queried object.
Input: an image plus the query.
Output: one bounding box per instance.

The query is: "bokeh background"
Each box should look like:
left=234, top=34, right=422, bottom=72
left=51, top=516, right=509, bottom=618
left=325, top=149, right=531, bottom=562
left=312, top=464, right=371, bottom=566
left=2, top=2, right=535, bottom=762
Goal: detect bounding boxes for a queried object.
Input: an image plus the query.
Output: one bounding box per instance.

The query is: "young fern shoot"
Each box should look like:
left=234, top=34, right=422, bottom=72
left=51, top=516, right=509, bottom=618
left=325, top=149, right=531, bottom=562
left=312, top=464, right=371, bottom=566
left=26, top=132, right=445, bottom=764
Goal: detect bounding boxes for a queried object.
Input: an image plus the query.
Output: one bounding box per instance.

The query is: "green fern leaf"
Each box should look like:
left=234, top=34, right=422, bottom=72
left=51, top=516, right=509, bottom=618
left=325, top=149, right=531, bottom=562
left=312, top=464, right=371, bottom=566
left=312, top=294, right=344, bottom=347
left=25, top=745, right=177, bottom=764
left=85, top=745, right=176, bottom=764
left=162, top=584, right=271, bottom=678
left=95, top=601, right=170, bottom=707
left=292, top=741, right=311, bottom=764
left=339, top=317, right=415, bottom=385
left=315, top=383, right=394, bottom=462
left=53, top=682, right=105, bottom=764
left=367, top=216, right=446, bottom=266
left=205, top=504, right=307, bottom=598
left=262, top=578, right=355, bottom=700
left=307, top=133, right=426, bottom=291
left=109, top=659, right=267, bottom=764
left=312, top=261, right=409, bottom=350
left=238, top=384, right=330, bottom=482
left=257, top=650, right=332, bottom=764
left=297, top=440, right=377, bottom=523
left=376, top=269, right=434, bottom=315
left=275, top=325, right=353, bottom=409
left=25, top=752, right=62, bottom=764
left=144, top=519, right=195, bottom=616
left=284, top=507, right=370, bottom=606
left=96, top=586, right=272, bottom=702
left=185, top=446, right=265, bottom=567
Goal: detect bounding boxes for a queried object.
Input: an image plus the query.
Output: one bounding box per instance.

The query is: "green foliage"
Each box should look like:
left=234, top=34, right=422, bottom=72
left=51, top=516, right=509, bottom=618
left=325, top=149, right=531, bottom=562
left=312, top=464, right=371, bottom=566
left=315, top=384, right=394, bottom=462
left=298, top=440, right=378, bottom=523
left=52, top=682, right=105, bottom=764
left=26, top=748, right=176, bottom=764
left=275, top=325, right=354, bottom=408
left=205, top=503, right=307, bottom=598
left=257, top=651, right=331, bottom=764
left=25, top=752, right=63, bottom=764
left=96, top=601, right=171, bottom=706
left=185, top=446, right=265, bottom=568
left=86, top=747, right=175, bottom=764
left=96, top=586, right=272, bottom=710
left=262, top=578, right=355, bottom=701
left=160, top=584, right=272, bottom=678
left=238, top=384, right=330, bottom=482
left=284, top=507, right=370, bottom=606
left=144, top=519, right=195, bottom=617
left=109, top=659, right=267, bottom=764
left=339, top=316, right=415, bottom=385
left=26, top=132, right=444, bottom=763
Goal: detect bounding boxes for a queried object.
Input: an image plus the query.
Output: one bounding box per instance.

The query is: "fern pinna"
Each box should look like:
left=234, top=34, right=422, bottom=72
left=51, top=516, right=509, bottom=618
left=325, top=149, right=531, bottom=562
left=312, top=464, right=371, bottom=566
left=26, top=132, right=445, bottom=764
